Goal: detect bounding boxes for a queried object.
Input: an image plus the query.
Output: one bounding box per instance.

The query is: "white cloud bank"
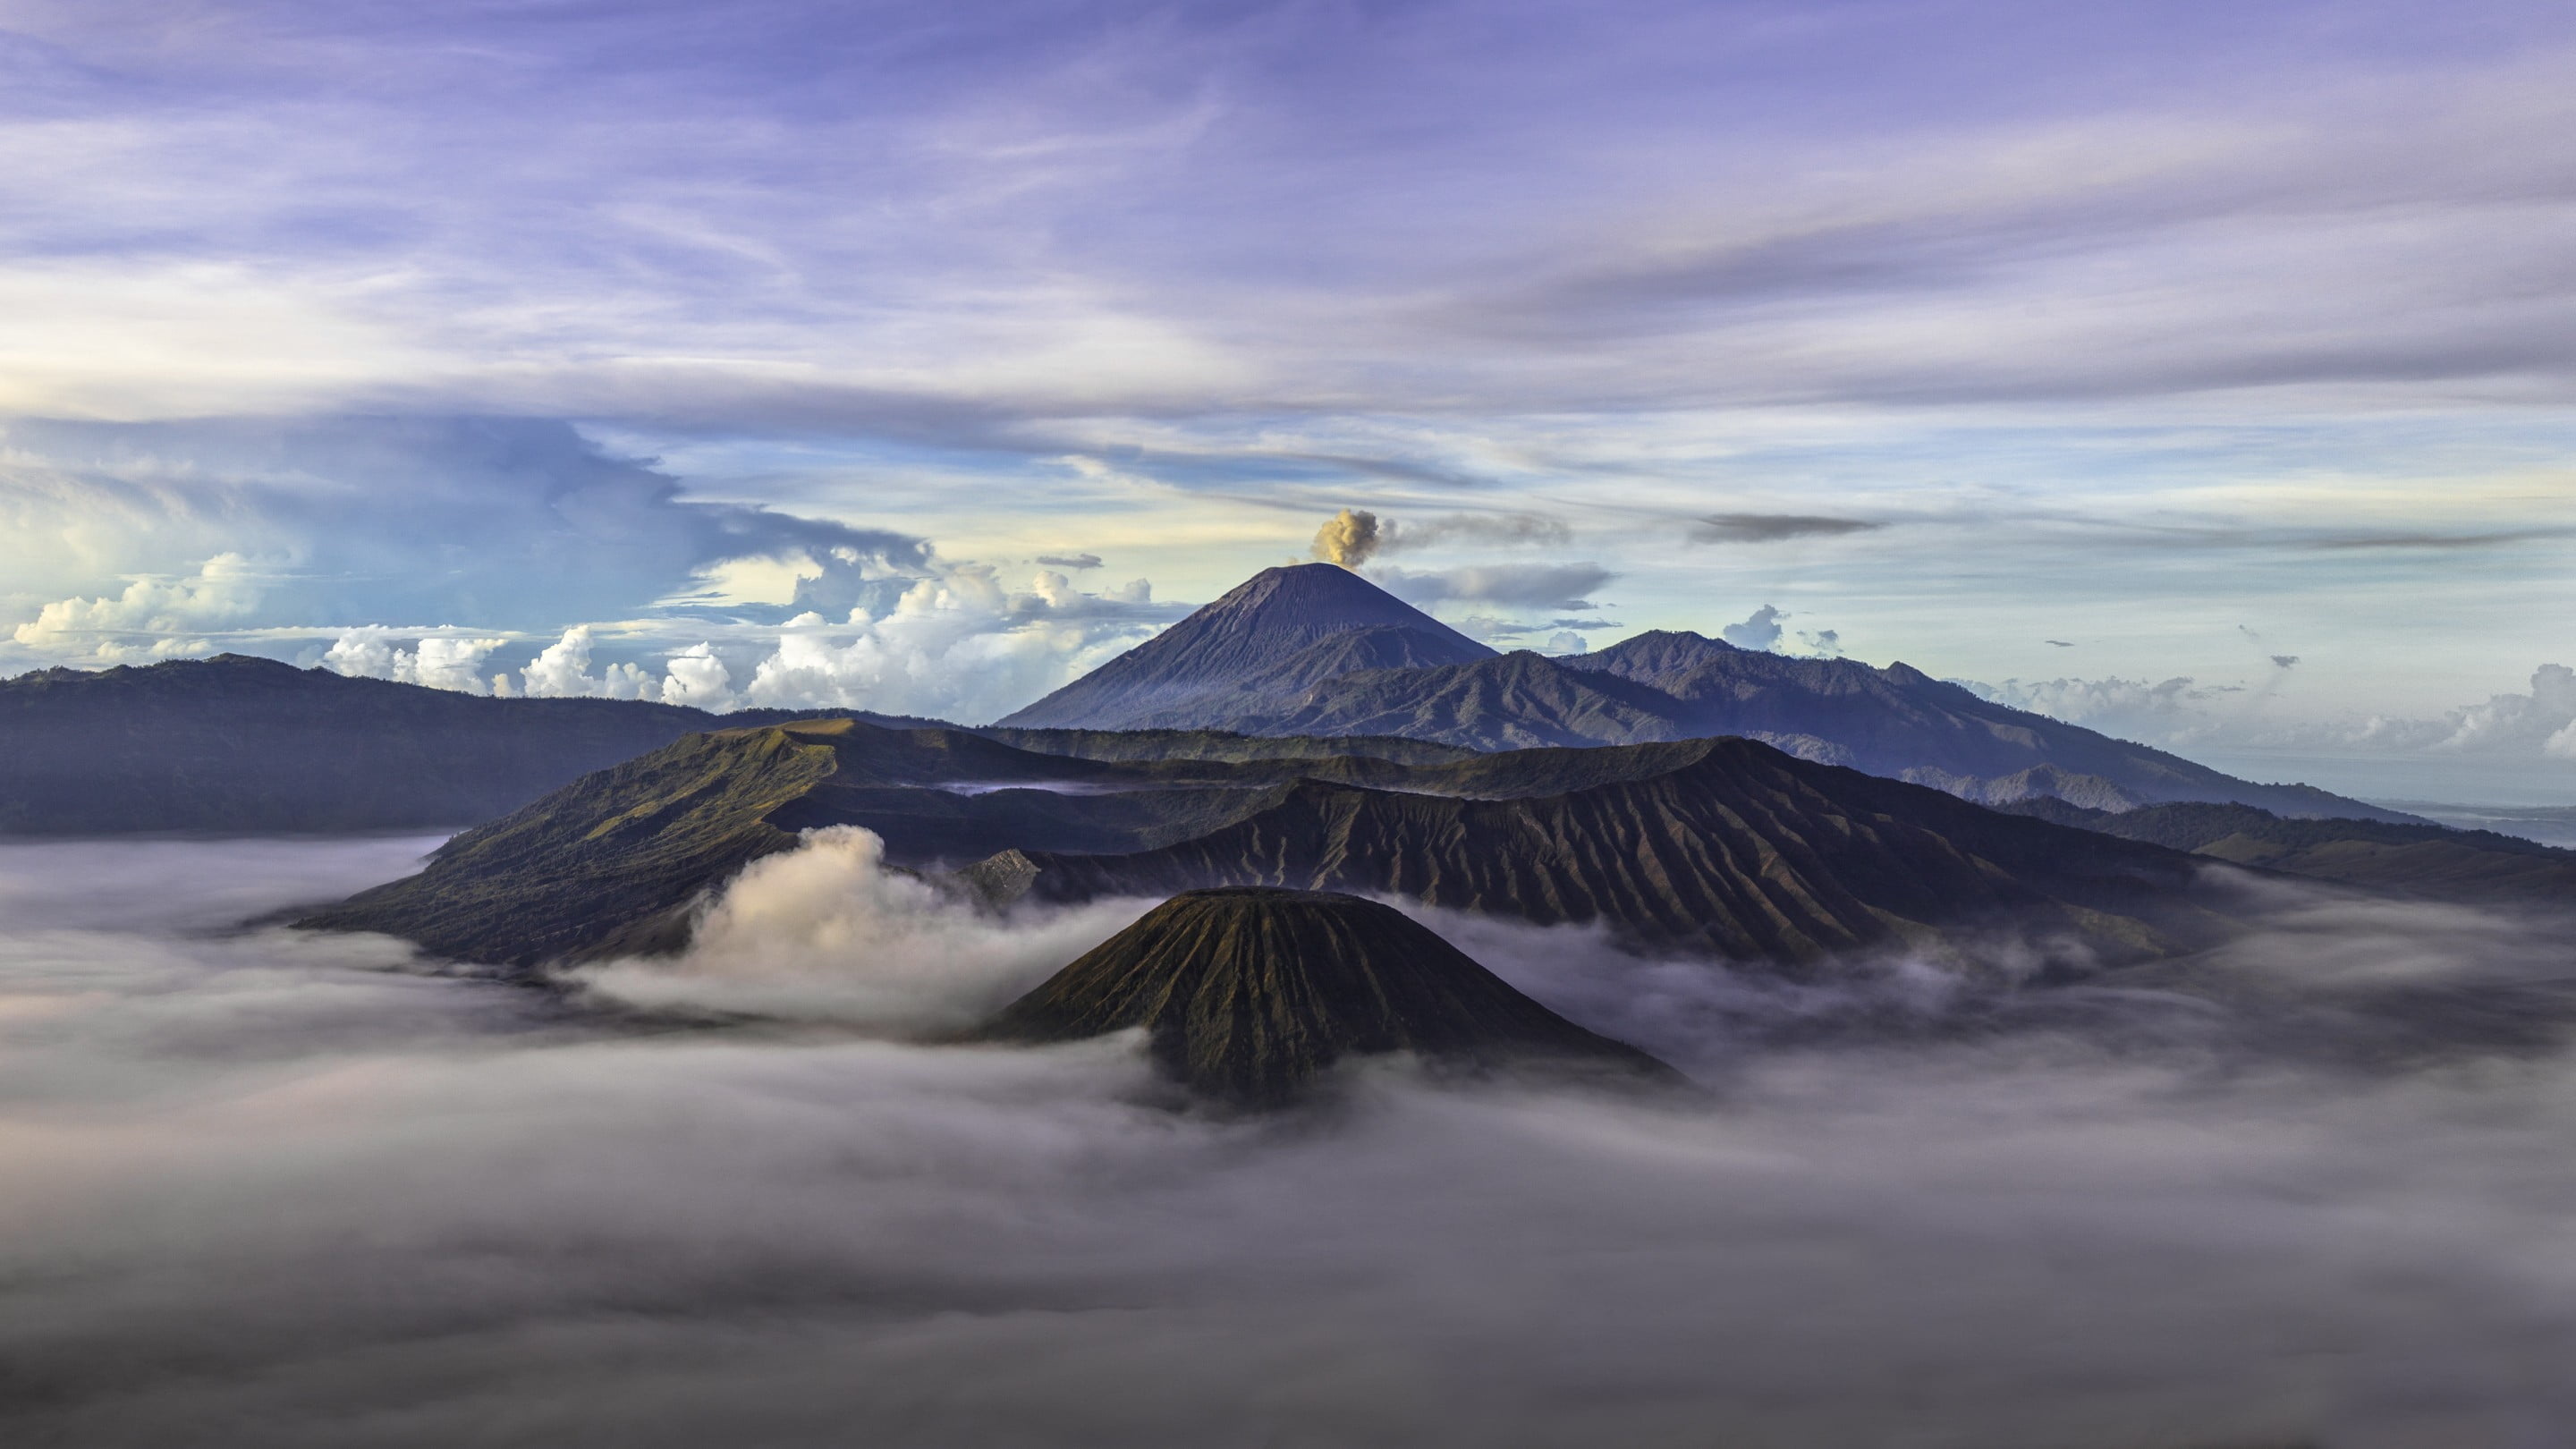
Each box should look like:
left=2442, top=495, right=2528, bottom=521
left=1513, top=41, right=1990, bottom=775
left=1972, top=662, right=2576, bottom=761
left=571, top=826, right=1155, bottom=1031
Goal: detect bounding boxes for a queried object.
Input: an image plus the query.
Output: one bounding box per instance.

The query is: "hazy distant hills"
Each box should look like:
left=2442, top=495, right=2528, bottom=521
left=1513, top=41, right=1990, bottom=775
left=977, top=886, right=1678, bottom=1104
left=999, top=564, right=2416, bottom=825
left=305, top=721, right=2245, bottom=973
left=0, top=655, right=858, bottom=834
left=2002, top=797, right=2576, bottom=905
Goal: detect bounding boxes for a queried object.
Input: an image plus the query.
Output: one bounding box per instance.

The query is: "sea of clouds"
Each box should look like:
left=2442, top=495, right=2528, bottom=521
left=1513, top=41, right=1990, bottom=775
left=6, top=835, right=2576, bottom=1447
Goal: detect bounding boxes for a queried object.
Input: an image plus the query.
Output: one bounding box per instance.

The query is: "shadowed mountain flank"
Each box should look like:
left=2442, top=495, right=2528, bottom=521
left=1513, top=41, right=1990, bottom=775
left=1011, top=738, right=2248, bottom=970
left=976, top=887, right=1678, bottom=1105
left=997, top=564, right=1494, bottom=730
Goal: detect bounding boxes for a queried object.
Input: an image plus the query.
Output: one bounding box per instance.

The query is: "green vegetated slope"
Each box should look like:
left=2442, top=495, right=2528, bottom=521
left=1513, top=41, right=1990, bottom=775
left=1016, top=736, right=2247, bottom=970
left=979, top=886, right=1679, bottom=1105
left=2004, top=798, right=2576, bottom=905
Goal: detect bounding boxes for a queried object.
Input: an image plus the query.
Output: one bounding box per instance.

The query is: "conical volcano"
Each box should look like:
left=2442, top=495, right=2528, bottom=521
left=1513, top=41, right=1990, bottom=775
left=978, top=886, right=1676, bottom=1104
left=996, top=564, right=1494, bottom=730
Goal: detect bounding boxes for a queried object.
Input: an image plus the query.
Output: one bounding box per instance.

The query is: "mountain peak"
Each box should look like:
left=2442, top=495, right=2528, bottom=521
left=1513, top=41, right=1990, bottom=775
left=997, top=563, right=1495, bottom=729
left=976, top=886, right=1676, bottom=1104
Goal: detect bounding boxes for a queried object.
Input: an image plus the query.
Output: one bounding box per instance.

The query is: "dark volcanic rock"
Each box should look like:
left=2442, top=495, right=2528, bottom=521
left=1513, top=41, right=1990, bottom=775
left=1013, top=737, right=2248, bottom=970
left=978, top=886, right=1677, bottom=1104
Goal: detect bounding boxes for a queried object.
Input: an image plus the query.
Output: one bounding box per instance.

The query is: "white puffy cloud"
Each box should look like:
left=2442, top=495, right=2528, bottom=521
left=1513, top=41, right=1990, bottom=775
left=1972, top=663, right=2576, bottom=763
left=10, top=552, right=265, bottom=662
left=741, top=567, right=1174, bottom=724
left=1966, top=674, right=2235, bottom=742
left=0, top=416, right=931, bottom=659
left=320, top=628, right=508, bottom=696
left=569, top=826, right=1153, bottom=1031
left=658, top=643, right=737, bottom=712
left=514, top=625, right=664, bottom=701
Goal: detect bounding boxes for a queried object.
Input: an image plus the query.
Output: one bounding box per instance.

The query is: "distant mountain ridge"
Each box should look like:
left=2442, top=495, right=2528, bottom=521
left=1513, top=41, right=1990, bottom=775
left=996, top=572, right=2419, bottom=825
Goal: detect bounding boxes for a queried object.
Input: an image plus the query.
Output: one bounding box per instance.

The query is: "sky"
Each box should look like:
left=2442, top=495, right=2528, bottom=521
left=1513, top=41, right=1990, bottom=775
left=4, top=0, right=2575, bottom=799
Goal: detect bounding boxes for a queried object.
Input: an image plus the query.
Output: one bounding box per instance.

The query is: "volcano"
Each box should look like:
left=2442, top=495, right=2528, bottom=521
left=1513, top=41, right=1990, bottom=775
left=996, top=563, right=1494, bottom=730
left=978, top=886, right=1676, bottom=1104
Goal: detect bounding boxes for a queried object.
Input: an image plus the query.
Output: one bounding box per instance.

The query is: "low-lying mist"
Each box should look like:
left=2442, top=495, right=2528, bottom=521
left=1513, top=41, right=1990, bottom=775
left=6, top=835, right=2576, bottom=1448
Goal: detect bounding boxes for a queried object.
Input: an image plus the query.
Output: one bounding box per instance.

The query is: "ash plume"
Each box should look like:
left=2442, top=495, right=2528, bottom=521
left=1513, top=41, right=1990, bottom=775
left=1311, top=508, right=1384, bottom=568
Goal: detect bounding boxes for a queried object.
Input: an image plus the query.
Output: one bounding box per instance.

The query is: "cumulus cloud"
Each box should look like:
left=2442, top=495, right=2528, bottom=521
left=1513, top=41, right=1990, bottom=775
left=572, top=826, right=1155, bottom=1031
left=738, top=568, right=1176, bottom=724
left=1962, top=673, right=2241, bottom=747
left=513, top=625, right=665, bottom=700
left=1369, top=563, right=1614, bottom=611
left=1689, top=513, right=1881, bottom=544
left=10, top=552, right=265, bottom=661
left=14, top=842, right=2576, bottom=1444
left=1719, top=604, right=1786, bottom=650
left=1975, top=663, right=2576, bottom=762
left=1311, top=507, right=1383, bottom=568
left=0, top=416, right=932, bottom=662
left=320, top=627, right=508, bottom=696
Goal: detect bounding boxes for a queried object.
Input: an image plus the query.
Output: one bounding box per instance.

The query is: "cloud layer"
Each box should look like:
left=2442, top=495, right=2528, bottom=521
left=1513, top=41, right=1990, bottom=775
left=12, top=841, right=2576, bottom=1444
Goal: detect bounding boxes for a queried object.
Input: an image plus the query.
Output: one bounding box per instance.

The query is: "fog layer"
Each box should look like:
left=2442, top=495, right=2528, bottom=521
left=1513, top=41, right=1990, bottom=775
left=5, top=839, right=2576, bottom=1448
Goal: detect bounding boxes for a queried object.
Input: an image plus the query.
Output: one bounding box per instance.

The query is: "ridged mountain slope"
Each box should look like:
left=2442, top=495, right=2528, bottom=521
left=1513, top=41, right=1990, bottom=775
left=1013, top=737, right=2248, bottom=970
left=997, top=564, right=1494, bottom=729
left=298, top=721, right=1719, bottom=967
left=977, top=886, right=1678, bottom=1104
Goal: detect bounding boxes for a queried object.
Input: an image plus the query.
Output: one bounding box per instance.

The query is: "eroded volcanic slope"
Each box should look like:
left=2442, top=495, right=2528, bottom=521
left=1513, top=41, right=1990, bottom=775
left=1014, top=737, right=2248, bottom=970
left=977, top=886, right=1678, bottom=1105
left=306, top=716, right=2249, bottom=974
left=297, top=718, right=1680, bottom=967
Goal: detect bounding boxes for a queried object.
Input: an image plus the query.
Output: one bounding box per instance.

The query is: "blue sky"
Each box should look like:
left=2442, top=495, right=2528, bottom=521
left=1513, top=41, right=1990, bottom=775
left=4, top=1, right=2575, bottom=797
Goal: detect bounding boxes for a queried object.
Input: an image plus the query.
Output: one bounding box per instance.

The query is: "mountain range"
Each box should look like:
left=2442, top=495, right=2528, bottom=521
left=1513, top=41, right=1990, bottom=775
left=301, top=720, right=2249, bottom=973
left=1003, top=564, right=2414, bottom=824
